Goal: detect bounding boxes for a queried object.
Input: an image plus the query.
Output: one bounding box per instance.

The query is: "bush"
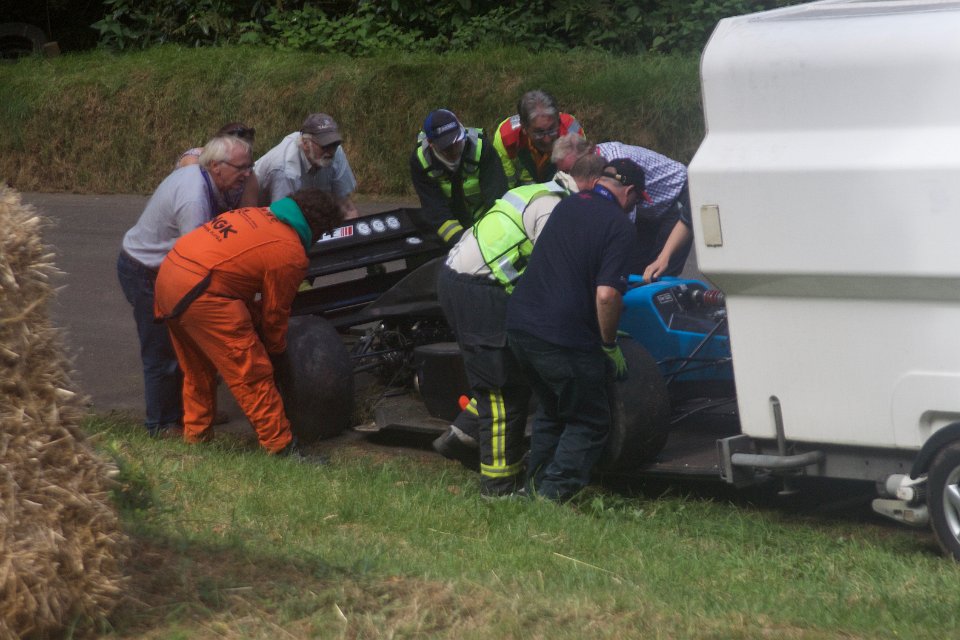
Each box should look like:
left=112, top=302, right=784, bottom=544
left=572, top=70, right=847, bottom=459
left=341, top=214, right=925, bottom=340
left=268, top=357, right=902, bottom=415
left=92, top=0, right=805, bottom=55
left=237, top=4, right=429, bottom=55
left=93, top=0, right=243, bottom=50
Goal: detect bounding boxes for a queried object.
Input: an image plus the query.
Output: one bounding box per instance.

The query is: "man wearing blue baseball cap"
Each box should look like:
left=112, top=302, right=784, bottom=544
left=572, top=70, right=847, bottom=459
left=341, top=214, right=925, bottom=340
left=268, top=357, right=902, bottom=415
left=410, top=108, right=508, bottom=245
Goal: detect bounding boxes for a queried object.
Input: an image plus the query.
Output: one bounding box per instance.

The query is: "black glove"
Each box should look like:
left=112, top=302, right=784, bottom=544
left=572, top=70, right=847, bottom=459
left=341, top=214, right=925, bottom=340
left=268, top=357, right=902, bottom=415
left=269, top=351, right=291, bottom=391
left=269, top=350, right=288, bottom=369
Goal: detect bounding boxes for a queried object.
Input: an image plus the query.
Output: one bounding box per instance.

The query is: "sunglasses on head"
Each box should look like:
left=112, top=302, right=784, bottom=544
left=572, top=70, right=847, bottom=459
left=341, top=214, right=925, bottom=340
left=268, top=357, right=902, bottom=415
left=603, top=171, right=629, bottom=186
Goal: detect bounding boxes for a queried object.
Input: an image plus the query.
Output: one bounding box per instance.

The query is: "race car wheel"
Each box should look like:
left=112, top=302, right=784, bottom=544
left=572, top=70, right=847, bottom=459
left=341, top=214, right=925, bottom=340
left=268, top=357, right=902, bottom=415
left=279, top=315, right=354, bottom=443
left=597, top=337, right=671, bottom=471
left=928, top=441, right=960, bottom=561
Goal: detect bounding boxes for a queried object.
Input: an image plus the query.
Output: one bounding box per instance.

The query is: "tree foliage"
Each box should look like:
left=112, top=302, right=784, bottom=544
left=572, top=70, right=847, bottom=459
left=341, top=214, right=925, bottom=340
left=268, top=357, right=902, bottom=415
left=92, top=0, right=803, bottom=55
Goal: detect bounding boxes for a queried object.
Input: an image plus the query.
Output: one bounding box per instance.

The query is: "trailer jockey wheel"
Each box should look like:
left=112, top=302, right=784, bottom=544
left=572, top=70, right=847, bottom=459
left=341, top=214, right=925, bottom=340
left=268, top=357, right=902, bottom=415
left=597, top=338, right=671, bottom=471
left=928, top=442, right=960, bottom=561
left=279, top=315, right=354, bottom=443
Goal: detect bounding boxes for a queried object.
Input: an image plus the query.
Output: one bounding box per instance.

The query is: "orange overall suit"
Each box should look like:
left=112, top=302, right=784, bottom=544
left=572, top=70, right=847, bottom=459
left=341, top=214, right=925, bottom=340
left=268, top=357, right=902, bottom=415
left=154, top=201, right=310, bottom=452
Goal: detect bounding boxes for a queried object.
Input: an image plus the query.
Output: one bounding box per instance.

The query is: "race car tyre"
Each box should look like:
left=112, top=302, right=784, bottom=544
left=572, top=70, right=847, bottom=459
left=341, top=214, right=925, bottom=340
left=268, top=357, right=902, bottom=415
left=597, top=337, right=671, bottom=471
left=279, top=315, right=354, bottom=443
left=927, top=441, right=960, bottom=561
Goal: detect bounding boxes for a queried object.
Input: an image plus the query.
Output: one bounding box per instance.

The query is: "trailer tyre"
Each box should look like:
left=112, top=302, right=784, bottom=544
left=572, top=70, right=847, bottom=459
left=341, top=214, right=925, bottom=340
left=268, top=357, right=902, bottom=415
left=278, top=315, right=354, bottom=443
left=597, top=338, right=671, bottom=471
left=928, top=441, right=960, bottom=561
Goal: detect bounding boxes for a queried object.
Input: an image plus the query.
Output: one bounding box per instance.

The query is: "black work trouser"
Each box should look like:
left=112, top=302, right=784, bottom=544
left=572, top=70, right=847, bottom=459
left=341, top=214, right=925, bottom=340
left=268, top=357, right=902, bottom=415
left=438, top=266, right=530, bottom=487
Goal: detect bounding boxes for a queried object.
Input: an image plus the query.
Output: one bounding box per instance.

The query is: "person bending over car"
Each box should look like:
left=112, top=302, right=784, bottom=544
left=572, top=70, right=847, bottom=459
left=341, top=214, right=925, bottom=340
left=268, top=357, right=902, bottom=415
left=410, top=108, right=508, bottom=245
left=436, top=155, right=607, bottom=497
left=153, top=189, right=343, bottom=455
left=551, top=133, right=692, bottom=281
left=505, top=159, right=645, bottom=502
left=118, top=134, right=253, bottom=438
left=492, top=89, right=585, bottom=188
left=255, top=113, right=359, bottom=220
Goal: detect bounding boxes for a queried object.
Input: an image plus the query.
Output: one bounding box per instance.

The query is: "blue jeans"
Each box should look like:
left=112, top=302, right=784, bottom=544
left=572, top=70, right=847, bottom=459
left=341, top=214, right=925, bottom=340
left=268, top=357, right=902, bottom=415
left=507, top=330, right=611, bottom=502
left=117, top=250, right=182, bottom=432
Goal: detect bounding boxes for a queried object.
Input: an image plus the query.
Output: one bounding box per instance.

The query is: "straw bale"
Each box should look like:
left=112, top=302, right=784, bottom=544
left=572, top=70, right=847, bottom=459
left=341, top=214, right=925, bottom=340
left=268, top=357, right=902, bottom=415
left=0, top=185, right=129, bottom=638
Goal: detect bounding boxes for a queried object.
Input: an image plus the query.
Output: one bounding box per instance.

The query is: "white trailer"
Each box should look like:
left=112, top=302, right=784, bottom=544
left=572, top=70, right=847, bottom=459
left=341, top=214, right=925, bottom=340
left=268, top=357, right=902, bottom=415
left=690, top=0, right=960, bottom=558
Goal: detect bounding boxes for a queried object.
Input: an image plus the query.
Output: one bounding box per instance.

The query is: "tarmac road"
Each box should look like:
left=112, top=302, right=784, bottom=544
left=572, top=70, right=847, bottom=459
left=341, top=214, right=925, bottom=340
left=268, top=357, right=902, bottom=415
left=26, top=192, right=151, bottom=415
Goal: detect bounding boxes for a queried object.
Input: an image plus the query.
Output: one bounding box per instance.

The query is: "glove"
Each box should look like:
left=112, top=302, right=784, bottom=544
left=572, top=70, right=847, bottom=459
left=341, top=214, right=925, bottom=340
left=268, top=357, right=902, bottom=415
left=602, top=341, right=628, bottom=381
left=269, top=351, right=291, bottom=391
left=268, top=350, right=289, bottom=370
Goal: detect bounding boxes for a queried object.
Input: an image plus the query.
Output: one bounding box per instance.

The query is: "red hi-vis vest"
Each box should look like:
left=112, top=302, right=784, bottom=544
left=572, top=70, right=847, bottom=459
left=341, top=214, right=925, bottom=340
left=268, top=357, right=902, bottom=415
left=492, top=112, right=583, bottom=187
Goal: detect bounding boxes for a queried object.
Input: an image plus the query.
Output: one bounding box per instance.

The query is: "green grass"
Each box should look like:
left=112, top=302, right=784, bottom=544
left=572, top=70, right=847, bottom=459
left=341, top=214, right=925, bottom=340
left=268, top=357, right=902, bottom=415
left=0, top=46, right=702, bottom=196
left=86, top=414, right=959, bottom=639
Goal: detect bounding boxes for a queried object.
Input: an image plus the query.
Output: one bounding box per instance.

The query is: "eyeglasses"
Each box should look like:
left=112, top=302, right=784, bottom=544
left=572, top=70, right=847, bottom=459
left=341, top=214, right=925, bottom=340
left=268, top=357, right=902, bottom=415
left=225, top=127, right=255, bottom=141
left=529, top=127, right=559, bottom=141
left=222, top=160, right=254, bottom=172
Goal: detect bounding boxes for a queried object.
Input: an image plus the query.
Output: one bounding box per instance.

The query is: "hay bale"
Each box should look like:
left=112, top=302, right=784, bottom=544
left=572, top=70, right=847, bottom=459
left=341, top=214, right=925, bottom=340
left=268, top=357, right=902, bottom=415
left=0, top=185, right=129, bottom=638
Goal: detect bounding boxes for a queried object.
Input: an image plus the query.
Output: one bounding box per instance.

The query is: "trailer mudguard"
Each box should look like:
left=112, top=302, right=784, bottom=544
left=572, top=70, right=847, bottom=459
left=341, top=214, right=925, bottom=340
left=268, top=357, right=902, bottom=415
left=910, top=422, right=960, bottom=479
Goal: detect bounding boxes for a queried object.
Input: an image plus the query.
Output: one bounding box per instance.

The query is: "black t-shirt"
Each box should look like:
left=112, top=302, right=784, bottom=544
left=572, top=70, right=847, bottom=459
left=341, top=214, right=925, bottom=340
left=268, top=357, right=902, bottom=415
left=505, top=186, right=636, bottom=350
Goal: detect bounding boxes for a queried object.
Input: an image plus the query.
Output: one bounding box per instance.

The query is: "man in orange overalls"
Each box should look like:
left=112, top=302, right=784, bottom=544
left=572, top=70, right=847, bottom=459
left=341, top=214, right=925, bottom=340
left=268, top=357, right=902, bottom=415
left=154, top=189, right=343, bottom=454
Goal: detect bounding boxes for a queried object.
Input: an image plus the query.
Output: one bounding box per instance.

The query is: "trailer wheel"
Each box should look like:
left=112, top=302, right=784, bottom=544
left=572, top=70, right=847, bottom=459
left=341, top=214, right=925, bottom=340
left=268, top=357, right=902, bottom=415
left=597, top=338, right=671, bottom=471
left=928, top=442, right=960, bottom=560
left=278, top=315, right=354, bottom=443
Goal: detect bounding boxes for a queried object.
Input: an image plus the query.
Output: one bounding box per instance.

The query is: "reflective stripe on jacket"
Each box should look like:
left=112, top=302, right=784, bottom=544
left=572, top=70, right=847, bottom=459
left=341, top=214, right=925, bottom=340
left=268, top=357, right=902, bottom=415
left=492, top=113, right=583, bottom=187
left=474, top=181, right=569, bottom=292
left=416, top=128, right=486, bottom=236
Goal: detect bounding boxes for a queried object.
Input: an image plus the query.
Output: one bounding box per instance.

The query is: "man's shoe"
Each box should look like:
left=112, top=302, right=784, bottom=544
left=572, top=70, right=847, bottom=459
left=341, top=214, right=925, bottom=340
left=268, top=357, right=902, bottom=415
left=480, top=476, right=526, bottom=499
left=154, top=424, right=184, bottom=440
left=276, top=437, right=328, bottom=465
left=432, top=425, right=479, bottom=468
left=481, top=487, right=528, bottom=501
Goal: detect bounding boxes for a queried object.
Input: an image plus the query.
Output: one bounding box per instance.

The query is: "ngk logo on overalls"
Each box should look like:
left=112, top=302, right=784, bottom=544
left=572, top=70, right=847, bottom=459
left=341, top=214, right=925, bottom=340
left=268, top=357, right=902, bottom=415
left=210, top=217, right=238, bottom=239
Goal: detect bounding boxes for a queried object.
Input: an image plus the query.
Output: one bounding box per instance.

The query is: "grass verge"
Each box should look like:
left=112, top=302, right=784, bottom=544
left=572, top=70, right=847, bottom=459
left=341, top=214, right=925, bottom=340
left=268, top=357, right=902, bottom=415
left=84, top=413, right=960, bottom=639
left=0, top=46, right=702, bottom=196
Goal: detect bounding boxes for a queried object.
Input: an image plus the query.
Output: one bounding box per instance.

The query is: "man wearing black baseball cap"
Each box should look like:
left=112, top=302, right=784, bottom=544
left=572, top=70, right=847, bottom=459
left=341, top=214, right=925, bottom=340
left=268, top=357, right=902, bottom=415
left=255, top=112, right=359, bottom=219
left=410, top=108, right=507, bottom=244
left=504, top=158, right=643, bottom=502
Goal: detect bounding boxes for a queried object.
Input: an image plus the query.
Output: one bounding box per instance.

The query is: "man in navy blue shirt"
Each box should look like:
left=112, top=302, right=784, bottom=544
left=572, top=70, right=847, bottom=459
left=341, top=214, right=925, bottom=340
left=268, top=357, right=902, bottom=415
left=505, top=158, right=644, bottom=502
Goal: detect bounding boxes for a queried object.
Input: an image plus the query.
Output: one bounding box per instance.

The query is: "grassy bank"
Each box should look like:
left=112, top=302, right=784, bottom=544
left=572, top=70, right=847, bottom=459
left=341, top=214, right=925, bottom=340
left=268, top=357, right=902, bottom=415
left=0, top=46, right=702, bottom=196
left=89, top=414, right=959, bottom=639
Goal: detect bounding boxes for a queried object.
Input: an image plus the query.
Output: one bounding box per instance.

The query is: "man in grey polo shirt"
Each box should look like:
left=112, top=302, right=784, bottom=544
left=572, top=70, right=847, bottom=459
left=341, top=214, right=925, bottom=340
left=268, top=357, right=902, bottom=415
left=117, top=134, right=253, bottom=437
left=255, top=113, right=360, bottom=219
